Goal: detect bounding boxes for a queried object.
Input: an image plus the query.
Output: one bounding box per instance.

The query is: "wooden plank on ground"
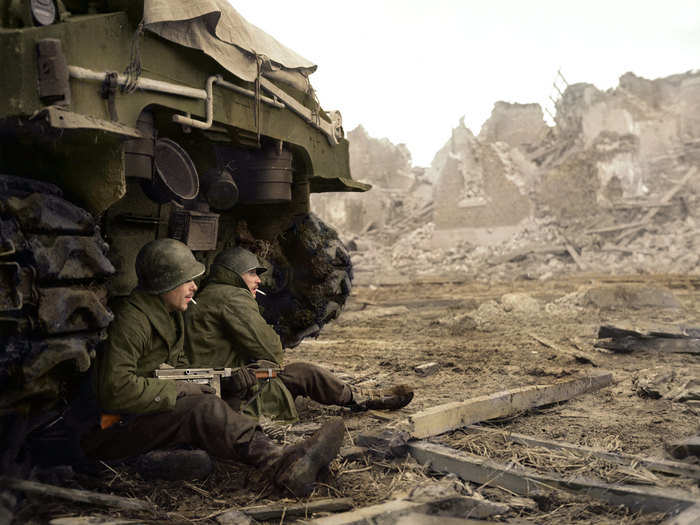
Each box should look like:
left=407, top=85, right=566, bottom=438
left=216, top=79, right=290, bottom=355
left=396, top=371, right=613, bottom=439
left=393, top=514, right=505, bottom=525
left=528, top=332, right=598, bottom=365
left=595, top=337, right=700, bottom=355
left=464, top=425, right=700, bottom=480
left=660, top=504, right=700, bottom=525
left=565, top=243, right=587, bottom=271
left=598, top=322, right=700, bottom=339
left=408, top=441, right=699, bottom=515
left=240, top=498, right=353, bottom=520
left=0, top=477, right=153, bottom=512
left=49, top=517, right=143, bottom=525
left=308, top=496, right=508, bottom=525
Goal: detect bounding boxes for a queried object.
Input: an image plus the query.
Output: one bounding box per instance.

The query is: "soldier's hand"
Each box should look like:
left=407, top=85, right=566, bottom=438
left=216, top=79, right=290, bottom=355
left=229, top=367, right=258, bottom=394
left=175, top=382, right=216, bottom=398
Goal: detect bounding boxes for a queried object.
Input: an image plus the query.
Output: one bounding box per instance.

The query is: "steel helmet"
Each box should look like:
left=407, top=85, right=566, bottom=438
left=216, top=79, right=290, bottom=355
left=135, top=238, right=205, bottom=294
left=212, top=246, right=267, bottom=276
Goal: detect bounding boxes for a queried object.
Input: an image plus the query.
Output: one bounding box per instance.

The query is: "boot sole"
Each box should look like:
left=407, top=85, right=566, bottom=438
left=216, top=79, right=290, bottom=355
left=281, top=418, right=344, bottom=497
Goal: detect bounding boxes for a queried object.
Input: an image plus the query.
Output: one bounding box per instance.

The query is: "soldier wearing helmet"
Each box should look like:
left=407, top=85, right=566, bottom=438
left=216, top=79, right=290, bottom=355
left=83, top=238, right=344, bottom=497
left=185, top=246, right=414, bottom=421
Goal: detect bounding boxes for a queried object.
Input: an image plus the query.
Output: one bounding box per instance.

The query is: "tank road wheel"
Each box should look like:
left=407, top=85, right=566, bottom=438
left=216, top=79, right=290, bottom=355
left=0, top=175, right=114, bottom=473
left=256, top=213, right=353, bottom=348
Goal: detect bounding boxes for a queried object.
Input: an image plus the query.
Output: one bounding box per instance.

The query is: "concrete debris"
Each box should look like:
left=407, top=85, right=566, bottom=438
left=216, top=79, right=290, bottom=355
left=310, top=70, right=700, bottom=286
left=414, top=363, right=440, bottom=377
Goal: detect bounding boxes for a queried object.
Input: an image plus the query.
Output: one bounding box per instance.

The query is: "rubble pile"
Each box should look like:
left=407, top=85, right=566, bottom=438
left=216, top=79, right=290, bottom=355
left=313, top=70, right=700, bottom=285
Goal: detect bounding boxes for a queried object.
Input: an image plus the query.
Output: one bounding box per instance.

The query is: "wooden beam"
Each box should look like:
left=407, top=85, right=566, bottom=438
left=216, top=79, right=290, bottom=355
left=660, top=504, right=700, bottom=525
left=0, top=477, right=153, bottom=512
left=464, top=425, right=700, bottom=480
left=595, top=337, right=700, bottom=355
left=616, top=166, right=698, bottom=243
left=49, top=517, right=142, bottom=525
left=396, top=372, right=613, bottom=439
left=665, top=437, right=700, bottom=461
left=408, top=441, right=699, bottom=515
left=392, top=514, right=505, bottom=525
left=565, top=243, right=587, bottom=271
left=240, top=498, right=353, bottom=520
left=528, top=332, right=597, bottom=365
left=585, top=221, right=647, bottom=235
left=598, top=322, right=700, bottom=339
left=308, top=496, right=508, bottom=525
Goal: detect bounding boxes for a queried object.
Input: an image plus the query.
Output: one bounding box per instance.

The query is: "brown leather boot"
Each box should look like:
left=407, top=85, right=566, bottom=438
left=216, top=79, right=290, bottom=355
left=273, top=417, right=344, bottom=497
left=239, top=418, right=345, bottom=497
left=349, top=385, right=414, bottom=411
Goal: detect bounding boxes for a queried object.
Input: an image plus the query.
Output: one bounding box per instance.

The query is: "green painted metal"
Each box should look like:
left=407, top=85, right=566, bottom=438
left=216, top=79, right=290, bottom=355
left=0, top=8, right=367, bottom=214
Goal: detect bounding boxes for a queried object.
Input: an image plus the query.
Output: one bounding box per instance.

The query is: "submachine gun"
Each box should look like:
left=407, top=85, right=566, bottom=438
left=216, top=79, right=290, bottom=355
left=154, top=364, right=280, bottom=397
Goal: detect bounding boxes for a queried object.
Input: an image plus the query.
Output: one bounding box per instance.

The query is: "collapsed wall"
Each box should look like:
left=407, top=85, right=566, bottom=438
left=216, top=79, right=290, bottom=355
left=431, top=119, right=536, bottom=247
left=311, top=125, right=431, bottom=234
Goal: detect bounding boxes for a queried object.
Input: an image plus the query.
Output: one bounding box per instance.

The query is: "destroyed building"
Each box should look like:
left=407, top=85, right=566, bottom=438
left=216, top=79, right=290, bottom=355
left=315, top=70, right=700, bottom=284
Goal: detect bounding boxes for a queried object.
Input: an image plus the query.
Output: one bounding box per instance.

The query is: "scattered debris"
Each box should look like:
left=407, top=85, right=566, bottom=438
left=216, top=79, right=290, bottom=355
left=632, top=367, right=700, bottom=402
left=597, top=322, right=700, bottom=355
left=414, top=363, right=440, bottom=377
left=463, top=425, right=700, bottom=480
left=408, top=441, right=699, bottom=514
left=665, top=437, right=700, bottom=461
left=238, top=498, right=354, bottom=521
left=0, top=477, right=154, bottom=512
left=308, top=495, right=508, bottom=525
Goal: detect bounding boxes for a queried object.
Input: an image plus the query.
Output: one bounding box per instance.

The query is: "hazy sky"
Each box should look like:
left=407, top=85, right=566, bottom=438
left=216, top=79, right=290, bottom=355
left=235, top=1, right=699, bottom=166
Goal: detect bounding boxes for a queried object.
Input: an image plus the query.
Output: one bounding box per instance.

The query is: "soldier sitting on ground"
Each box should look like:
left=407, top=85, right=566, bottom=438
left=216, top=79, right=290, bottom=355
left=81, top=239, right=344, bottom=497
left=184, top=246, right=414, bottom=422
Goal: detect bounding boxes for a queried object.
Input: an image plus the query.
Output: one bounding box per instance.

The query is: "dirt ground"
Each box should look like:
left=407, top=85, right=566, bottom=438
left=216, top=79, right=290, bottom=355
left=17, top=272, right=700, bottom=524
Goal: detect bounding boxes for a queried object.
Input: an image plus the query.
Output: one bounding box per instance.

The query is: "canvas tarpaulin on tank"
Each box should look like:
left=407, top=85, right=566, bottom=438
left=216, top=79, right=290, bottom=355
left=143, top=0, right=317, bottom=85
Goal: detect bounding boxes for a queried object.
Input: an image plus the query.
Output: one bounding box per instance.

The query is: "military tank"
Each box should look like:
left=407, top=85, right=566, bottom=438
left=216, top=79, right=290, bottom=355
left=0, top=0, right=368, bottom=473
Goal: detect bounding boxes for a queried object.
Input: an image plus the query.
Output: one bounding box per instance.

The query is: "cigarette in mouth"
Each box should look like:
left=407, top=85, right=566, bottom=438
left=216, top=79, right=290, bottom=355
left=256, top=290, right=267, bottom=296
left=190, top=298, right=197, bottom=305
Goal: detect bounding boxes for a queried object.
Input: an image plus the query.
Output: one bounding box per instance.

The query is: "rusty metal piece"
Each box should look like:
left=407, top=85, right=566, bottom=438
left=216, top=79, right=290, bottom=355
left=168, top=209, right=219, bottom=251
left=5, top=194, right=94, bottom=233
left=22, top=335, right=96, bottom=381
left=38, top=287, right=113, bottom=334
left=36, top=39, right=70, bottom=105
left=28, top=234, right=115, bottom=281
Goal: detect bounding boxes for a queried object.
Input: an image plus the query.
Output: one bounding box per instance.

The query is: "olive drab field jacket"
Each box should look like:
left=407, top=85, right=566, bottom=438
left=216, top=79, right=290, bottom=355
left=97, top=289, right=188, bottom=415
left=185, top=265, right=298, bottom=421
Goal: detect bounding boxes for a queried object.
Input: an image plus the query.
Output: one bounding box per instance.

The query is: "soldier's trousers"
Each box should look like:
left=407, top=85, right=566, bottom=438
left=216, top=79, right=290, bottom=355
left=81, top=394, right=259, bottom=461
left=278, top=362, right=352, bottom=406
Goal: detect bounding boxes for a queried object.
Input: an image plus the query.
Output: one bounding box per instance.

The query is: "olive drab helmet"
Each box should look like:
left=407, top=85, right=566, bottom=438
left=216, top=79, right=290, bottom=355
left=212, top=246, right=267, bottom=276
left=136, top=238, right=206, bottom=294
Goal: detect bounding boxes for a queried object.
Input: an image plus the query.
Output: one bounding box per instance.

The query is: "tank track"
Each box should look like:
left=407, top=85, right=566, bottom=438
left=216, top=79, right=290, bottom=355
left=255, top=213, right=353, bottom=348
left=0, top=174, right=114, bottom=426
